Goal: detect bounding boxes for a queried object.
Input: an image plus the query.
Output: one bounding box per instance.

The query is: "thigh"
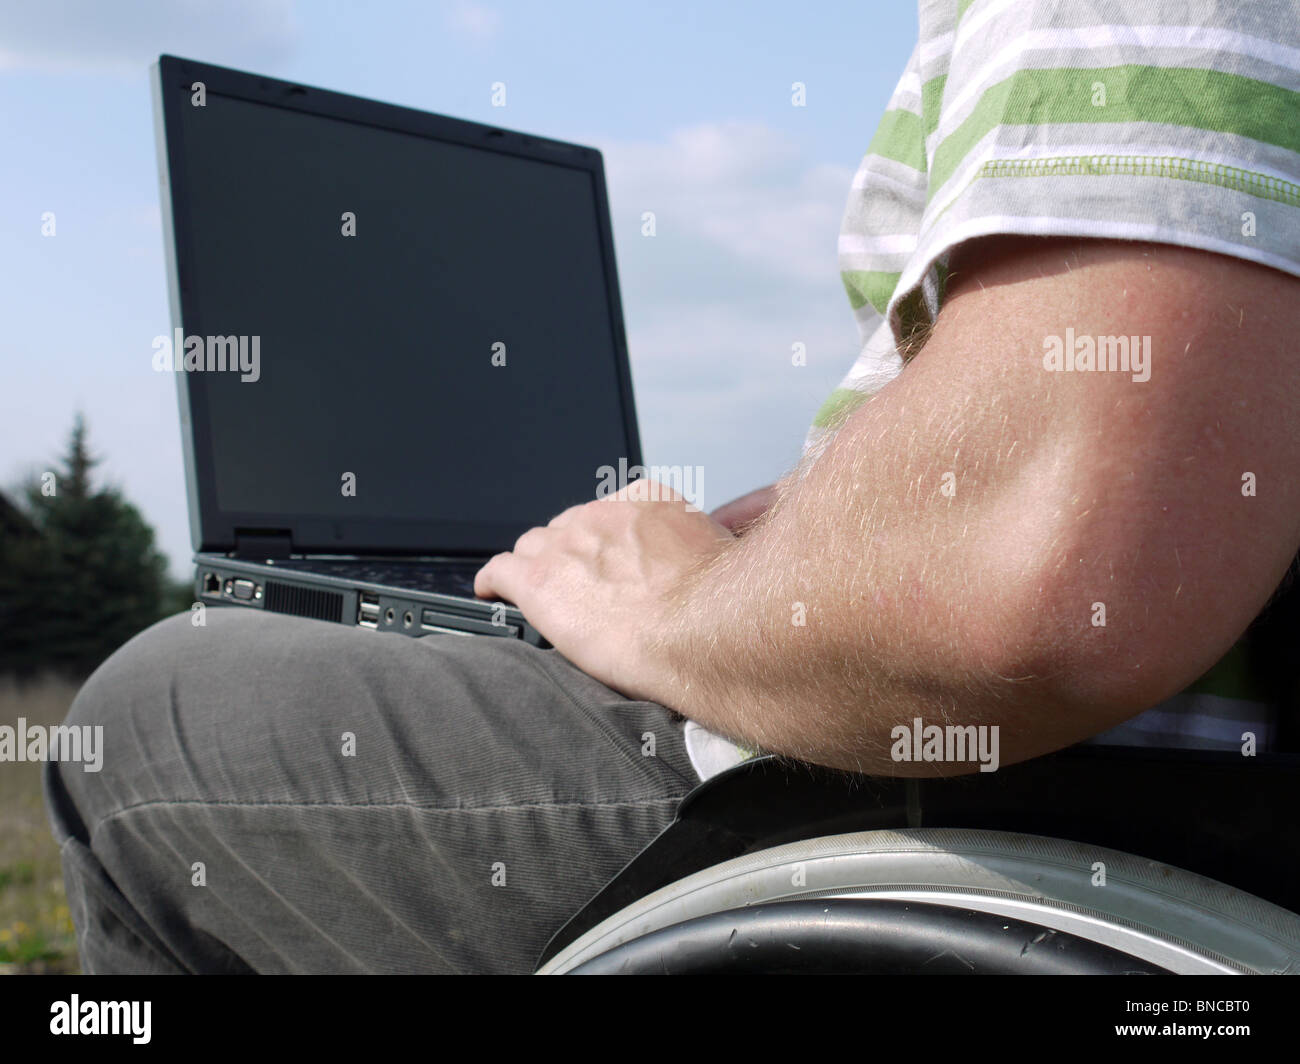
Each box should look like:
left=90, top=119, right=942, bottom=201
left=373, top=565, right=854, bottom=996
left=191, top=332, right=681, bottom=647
left=47, top=608, right=697, bottom=973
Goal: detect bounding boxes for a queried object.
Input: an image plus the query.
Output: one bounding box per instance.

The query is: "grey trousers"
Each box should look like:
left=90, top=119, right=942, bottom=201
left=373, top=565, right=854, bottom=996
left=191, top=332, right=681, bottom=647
left=42, top=609, right=699, bottom=974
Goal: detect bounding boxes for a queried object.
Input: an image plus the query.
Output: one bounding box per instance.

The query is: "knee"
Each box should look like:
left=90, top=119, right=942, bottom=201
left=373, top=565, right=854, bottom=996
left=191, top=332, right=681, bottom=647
left=58, top=608, right=362, bottom=806
left=47, top=614, right=194, bottom=824
left=57, top=610, right=276, bottom=817
left=65, top=612, right=198, bottom=732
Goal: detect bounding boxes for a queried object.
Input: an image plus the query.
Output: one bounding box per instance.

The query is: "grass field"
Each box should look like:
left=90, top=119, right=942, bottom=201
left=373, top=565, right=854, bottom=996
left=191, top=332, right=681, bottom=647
left=0, top=674, right=83, bottom=974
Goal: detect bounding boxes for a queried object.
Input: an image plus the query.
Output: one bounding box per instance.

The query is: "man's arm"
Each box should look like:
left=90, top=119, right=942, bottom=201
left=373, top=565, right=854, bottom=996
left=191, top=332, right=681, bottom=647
left=477, top=237, right=1300, bottom=775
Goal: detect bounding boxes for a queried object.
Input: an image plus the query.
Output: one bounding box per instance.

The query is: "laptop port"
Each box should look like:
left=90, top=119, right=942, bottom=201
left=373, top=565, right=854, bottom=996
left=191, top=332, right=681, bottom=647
left=233, top=579, right=256, bottom=601
left=384, top=607, right=396, bottom=626
left=358, top=593, right=380, bottom=629
left=421, top=607, right=521, bottom=638
left=402, top=610, right=414, bottom=629
left=203, top=572, right=221, bottom=595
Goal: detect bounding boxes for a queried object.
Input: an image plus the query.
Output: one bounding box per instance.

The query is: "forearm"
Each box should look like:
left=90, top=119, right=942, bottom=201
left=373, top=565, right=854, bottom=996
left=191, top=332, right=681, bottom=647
left=650, top=370, right=1074, bottom=774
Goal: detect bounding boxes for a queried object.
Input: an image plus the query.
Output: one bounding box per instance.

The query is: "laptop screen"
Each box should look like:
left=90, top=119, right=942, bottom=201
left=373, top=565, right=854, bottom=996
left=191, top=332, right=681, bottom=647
left=156, top=58, right=638, bottom=555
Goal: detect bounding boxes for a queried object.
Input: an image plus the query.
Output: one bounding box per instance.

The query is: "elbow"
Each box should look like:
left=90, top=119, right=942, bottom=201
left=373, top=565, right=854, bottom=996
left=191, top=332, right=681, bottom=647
left=959, top=572, right=1229, bottom=745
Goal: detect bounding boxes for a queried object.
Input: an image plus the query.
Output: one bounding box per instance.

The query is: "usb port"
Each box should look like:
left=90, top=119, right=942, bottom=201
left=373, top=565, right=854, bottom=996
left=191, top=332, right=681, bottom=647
left=358, top=593, right=380, bottom=629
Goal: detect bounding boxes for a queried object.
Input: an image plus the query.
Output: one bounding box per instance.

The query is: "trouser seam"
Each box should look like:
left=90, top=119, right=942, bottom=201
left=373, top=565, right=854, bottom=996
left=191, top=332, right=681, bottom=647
left=88, top=794, right=684, bottom=842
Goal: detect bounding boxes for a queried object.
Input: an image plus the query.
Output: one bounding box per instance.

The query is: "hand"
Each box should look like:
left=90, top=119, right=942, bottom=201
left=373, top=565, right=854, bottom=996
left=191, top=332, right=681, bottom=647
left=710, top=484, right=777, bottom=533
left=474, top=480, right=733, bottom=704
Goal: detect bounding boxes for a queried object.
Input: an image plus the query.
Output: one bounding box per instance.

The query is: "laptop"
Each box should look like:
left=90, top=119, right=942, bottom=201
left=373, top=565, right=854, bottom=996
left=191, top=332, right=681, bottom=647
left=151, top=55, right=641, bottom=646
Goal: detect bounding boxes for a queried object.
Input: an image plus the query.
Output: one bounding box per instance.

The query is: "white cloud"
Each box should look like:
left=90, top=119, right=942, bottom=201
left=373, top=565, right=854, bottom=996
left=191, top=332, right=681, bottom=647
left=0, top=0, right=300, bottom=74
left=598, top=121, right=853, bottom=283
left=444, top=2, right=502, bottom=41
left=576, top=121, right=862, bottom=497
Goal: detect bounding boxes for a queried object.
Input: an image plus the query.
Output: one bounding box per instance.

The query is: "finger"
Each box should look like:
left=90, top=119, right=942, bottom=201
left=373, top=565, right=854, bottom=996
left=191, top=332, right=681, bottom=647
left=474, top=551, right=517, bottom=600
left=547, top=502, right=588, bottom=529
left=613, top=478, right=685, bottom=504
left=511, top=525, right=552, bottom=557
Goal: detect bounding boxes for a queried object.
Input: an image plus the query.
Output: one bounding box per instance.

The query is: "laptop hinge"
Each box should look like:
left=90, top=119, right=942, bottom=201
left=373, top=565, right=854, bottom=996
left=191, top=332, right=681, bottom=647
left=233, top=530, right=293, bottom=559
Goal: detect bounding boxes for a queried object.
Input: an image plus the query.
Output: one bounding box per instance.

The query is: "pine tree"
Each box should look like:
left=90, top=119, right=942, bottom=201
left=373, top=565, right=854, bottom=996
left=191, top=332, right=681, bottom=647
left=0, top=415, right=172, bottom=678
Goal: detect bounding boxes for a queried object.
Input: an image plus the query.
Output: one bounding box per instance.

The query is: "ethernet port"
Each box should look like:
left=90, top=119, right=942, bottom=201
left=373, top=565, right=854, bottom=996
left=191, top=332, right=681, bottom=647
left=203, top=572, right=221, bottom=595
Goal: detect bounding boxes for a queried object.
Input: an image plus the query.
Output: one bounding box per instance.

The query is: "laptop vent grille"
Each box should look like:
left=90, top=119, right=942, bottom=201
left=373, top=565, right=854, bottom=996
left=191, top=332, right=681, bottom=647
left=264, top=581, right=343, bottom=624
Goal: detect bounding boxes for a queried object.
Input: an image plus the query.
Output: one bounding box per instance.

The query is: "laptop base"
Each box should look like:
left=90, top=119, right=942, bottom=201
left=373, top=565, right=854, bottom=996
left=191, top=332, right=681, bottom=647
left=193, top=554, right=546, bottom=646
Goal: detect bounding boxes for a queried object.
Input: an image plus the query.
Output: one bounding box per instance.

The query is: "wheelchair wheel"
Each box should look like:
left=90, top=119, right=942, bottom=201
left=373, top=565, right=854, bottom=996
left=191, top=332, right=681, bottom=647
left=537, top=828, right=1300, bottom=974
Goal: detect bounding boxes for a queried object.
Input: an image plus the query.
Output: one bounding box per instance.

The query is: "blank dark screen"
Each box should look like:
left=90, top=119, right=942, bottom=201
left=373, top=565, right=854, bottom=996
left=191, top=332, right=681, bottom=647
left=176, top=92, right=630, bottom=543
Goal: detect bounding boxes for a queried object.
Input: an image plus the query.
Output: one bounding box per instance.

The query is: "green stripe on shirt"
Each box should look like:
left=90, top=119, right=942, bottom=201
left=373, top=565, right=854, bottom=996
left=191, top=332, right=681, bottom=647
left=868, top=108, right=928, bottom=172
left=931, top=65, right=1300, bottom=194
left=842, top=270, right=902, bottom=314
left=811, top=386, right=872, bottom=429
left=921, top=75, right=947, bottom=138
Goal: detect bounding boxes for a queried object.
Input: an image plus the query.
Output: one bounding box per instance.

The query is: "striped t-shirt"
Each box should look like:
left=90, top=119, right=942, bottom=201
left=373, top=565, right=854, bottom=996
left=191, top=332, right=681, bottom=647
left=684, top=0, right=1300, bottom=781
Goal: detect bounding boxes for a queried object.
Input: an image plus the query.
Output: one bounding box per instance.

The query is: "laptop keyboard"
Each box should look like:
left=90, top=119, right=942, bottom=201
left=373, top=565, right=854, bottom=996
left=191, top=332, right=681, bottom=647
left=272, top=558, right=484, bottom=598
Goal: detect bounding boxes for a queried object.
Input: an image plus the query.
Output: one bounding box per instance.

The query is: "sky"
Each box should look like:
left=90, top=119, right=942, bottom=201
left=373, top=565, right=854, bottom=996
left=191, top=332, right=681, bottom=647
left=0, top=0, right=919, bottom=576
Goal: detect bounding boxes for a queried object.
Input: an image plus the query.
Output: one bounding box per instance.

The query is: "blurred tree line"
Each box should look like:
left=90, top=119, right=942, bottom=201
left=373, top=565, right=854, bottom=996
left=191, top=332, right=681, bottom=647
left=0, top=415, right=193, bottom=679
